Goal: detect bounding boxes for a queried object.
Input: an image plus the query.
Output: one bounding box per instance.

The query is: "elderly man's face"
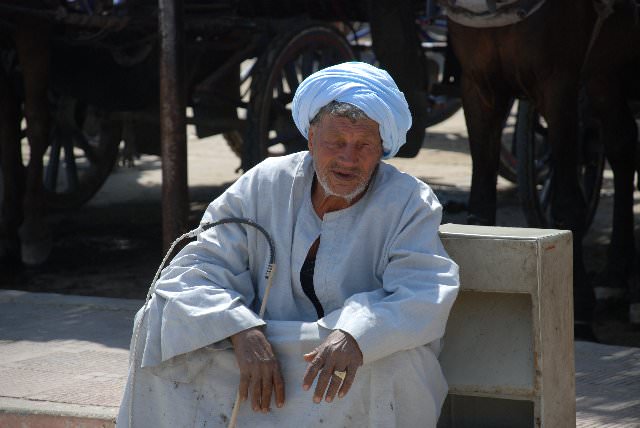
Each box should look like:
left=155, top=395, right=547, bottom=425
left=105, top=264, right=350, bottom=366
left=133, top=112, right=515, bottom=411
left=308, top=115, right=383, bottom=201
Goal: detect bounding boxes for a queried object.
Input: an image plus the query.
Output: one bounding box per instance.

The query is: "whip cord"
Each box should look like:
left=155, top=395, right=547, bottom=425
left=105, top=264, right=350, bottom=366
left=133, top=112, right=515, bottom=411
left=126, top=218, right=276, bottom=428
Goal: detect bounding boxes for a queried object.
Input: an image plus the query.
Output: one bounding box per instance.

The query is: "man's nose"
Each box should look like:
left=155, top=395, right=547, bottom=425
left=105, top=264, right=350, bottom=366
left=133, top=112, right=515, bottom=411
left=337, top=145, right=358, bottom=164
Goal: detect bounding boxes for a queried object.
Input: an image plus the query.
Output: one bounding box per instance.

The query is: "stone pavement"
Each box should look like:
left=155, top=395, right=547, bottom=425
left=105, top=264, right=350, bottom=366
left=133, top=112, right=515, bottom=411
left=0, top=290, right=638, bottom=427
left=576, top=341, right=640, bottom=427
left=0, top=290, right=135, bottom=428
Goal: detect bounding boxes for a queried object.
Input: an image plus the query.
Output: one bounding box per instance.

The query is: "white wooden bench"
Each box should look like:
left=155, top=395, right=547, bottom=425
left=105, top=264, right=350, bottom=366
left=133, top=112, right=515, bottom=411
left=437, top=224, right=575, bottom=427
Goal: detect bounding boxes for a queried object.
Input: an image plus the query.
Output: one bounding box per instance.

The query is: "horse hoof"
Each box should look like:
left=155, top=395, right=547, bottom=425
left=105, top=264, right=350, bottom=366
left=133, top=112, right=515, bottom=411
left=594, top=285, right=627, bottom=301
left=590, top=269, right=628, bottom=302
left=20, top=236, right=53, bottom=266
left=18, top=218, right=52, bottom=266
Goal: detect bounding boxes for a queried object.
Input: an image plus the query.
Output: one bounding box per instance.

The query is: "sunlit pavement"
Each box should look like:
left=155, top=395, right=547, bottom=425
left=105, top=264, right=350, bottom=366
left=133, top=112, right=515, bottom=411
left=0, top=290, right=638, bottom=427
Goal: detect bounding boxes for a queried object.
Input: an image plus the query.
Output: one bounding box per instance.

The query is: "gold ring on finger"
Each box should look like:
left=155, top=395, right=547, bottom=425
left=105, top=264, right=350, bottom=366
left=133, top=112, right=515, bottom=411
left=333, top=370, right=347, bottom=381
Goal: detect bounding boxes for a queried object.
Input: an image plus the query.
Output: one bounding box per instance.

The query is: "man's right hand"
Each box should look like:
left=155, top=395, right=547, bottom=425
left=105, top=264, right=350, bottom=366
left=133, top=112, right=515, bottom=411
left=230, top=327, right=285, bottom=413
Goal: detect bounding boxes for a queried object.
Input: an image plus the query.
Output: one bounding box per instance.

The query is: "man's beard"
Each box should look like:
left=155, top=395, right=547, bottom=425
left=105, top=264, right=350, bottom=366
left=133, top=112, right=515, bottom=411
left=312, top=156, right=374, bottom=204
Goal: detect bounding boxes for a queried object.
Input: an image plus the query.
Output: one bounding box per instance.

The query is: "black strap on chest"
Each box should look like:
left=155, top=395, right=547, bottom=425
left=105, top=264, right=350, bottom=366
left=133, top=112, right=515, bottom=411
left=300, top=257, right=324, bottom=319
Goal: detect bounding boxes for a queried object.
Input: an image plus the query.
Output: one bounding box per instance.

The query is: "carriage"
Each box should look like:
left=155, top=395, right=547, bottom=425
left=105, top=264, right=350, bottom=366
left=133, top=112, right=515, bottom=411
left=0, top=1, right=466, bottom=210
left=0, top=0, right=622, bottom=256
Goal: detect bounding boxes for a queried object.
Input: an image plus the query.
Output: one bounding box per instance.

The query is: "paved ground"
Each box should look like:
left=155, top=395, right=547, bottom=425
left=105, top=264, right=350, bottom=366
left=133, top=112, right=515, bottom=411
left=0, top=290, right=638, bottom=427
left=576, top=341, right=640, bottom=427
left=0, top=291, right=132, bottom=428
left=0, top=111, right=639, bottom=426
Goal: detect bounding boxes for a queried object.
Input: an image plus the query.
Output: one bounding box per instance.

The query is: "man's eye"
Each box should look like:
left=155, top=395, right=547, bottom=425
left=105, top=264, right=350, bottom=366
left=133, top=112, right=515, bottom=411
left=359, top=143, right=377, bottom=152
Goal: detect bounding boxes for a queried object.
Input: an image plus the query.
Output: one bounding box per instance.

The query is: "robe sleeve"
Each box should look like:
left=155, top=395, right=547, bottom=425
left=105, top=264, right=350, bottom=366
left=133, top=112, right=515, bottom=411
left=318, top=185, right=459, bottom=365
left=141, top=173, right=266, bottom=367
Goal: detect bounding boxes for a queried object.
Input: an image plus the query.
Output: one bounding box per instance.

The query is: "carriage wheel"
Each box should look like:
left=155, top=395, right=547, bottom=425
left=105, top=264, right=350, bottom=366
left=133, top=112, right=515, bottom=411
left=34, top=96, right=121, bottom=210
left=516, top=100, right=605, bottom=230
left=424, top=96, right=462, bottom=129
left=244, top=24, right=355, bottom=169
left=497, top=99, right=521, bottom=183
left=223, top=131, right=243, bottom=159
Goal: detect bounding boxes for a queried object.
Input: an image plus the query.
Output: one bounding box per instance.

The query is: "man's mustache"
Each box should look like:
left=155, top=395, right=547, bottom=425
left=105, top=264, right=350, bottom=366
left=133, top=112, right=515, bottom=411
left=329, top=164, right=364, bottom=177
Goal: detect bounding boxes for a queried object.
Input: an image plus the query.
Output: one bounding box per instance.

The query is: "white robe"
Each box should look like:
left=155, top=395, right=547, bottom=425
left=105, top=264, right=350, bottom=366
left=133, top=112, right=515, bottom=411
left=118, top=152, right=459, bottom=428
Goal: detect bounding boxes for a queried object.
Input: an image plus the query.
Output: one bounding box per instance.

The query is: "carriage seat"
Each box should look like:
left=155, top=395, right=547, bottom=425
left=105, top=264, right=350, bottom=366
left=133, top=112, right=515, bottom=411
left=439, top=0, right=547, bottom=28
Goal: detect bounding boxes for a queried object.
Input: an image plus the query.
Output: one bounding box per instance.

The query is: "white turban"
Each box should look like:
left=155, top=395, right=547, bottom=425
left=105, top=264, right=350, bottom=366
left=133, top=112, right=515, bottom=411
left=291, top=61, right=412, bottom=159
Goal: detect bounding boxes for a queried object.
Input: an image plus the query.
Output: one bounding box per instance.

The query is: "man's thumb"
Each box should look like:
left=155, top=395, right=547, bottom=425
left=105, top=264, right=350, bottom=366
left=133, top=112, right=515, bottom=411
left=303, top=350, right=317, bottom=362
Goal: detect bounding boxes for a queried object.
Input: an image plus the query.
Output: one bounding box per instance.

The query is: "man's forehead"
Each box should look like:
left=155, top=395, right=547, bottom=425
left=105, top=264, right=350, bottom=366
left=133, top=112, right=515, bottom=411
left=317, top=115, right=380, bottom=134
left=315, top=118, right=383, bottom=147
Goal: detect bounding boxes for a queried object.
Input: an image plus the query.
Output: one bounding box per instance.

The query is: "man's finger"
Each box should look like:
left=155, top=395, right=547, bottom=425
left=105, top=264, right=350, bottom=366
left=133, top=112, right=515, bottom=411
left=238, top=372, right=250, bottom=402
left=303, top=350, right=317, bottom=362
left=338, top=366, right=358, bottom=398
left=313, top=367, right=333, bottom=404
left=261, top=375, right=272, bottom=413
left=251, top=375, right=262, bottom=412
left=324, top=371, right=343, bottom=403
left=302, top=355, right=323, bottom=391
left=273, top=363, right=286, bottom=408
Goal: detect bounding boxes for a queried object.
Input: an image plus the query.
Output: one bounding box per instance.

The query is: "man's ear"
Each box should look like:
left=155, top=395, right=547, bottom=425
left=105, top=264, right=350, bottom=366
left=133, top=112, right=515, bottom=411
left=307, top=126, right=315, bottom=154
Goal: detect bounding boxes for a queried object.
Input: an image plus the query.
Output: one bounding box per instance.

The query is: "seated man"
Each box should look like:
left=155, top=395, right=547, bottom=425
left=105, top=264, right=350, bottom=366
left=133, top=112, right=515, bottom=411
left=118, top=62, right=459, bottom=428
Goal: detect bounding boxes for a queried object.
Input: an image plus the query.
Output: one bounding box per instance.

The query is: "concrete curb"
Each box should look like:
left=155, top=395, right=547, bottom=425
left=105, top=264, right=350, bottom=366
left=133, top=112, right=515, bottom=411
left=0, top=290, right=143, bottom=311
left=0, top=397, right=116, bottom=428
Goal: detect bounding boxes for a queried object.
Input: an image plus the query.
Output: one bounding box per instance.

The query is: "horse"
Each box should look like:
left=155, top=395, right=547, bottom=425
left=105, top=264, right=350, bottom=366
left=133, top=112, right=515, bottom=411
left=0, top=0, right=156, bottom=267
left=0, top=12, right=53, bottom=267
left=583, top=2, right=640, bottom=325
left=438, top=0, right=640, bottom=337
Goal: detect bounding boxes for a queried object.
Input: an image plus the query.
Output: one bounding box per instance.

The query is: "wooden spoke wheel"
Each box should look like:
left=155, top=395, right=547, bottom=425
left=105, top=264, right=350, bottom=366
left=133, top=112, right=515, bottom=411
left=497, top=99, right=521, bottom=183
left=32, top=96, right=121, bottom=210
left=244, top=23, right=355, bottom=169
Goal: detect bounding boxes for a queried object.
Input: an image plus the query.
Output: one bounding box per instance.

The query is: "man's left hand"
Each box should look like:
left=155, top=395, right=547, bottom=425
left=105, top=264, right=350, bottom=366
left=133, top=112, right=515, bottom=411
left=302, top=329, right=363, bottom=403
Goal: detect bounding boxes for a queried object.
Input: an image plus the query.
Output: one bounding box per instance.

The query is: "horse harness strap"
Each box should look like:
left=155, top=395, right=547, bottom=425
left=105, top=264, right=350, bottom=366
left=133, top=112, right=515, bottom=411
left=579, top=0, right=618, bottom=78
left=439, top=0, right=547, bottom=28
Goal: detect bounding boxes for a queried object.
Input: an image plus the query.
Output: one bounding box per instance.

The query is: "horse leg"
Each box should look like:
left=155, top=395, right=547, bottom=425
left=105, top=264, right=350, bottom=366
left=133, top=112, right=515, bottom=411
left=589, top=77, right=637, bottom=303
left=540, top=79, right=596, bottom=337
left=461, top=74, right=512, bottom=225
left=609, top=111, right=640, bottom=327
left=14, top=23, right=52, bottom=266
left=0, top=52, right=24, bottom=263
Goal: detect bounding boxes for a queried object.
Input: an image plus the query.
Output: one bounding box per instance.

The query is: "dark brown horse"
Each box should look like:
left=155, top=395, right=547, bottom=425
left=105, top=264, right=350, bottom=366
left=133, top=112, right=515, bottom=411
left=584, top=2, right=640, bottom=325
left=440, top=0, right=640, bottom=337
left=0, top=13, right=53, bottom=266
left=0, top=0, right=153, bottom=267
